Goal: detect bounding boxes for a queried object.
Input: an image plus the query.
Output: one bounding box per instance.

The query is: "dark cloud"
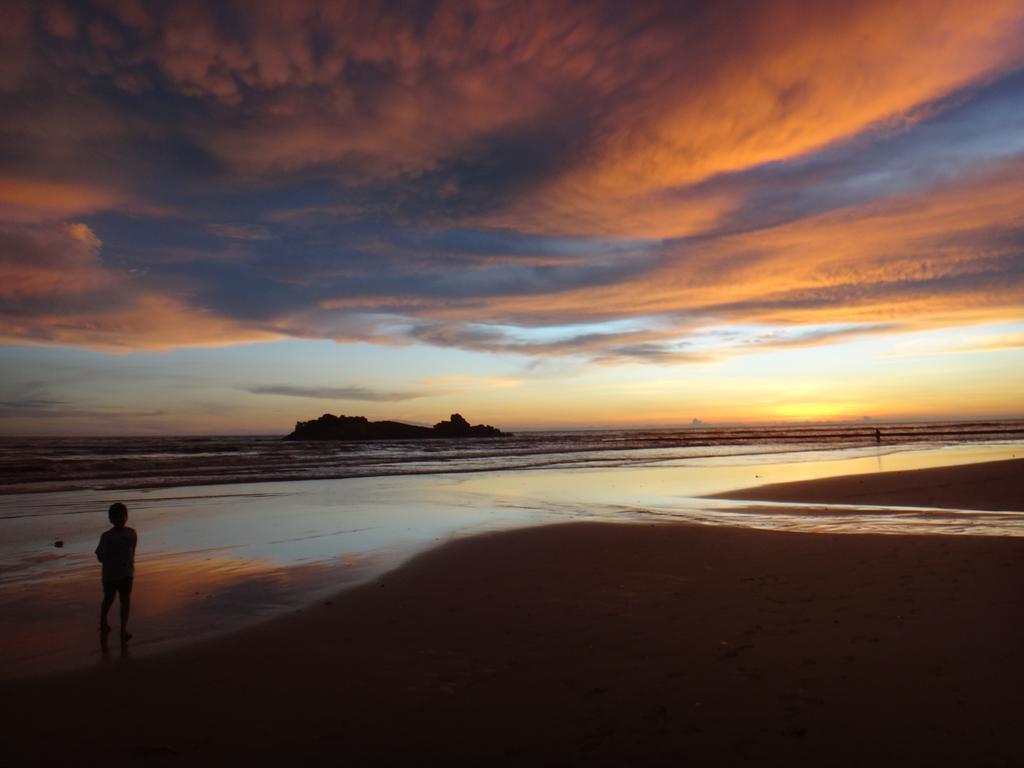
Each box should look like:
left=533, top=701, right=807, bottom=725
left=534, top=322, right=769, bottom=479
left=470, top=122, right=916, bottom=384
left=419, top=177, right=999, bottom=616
left=0, top=397, right=68, bottom=417
left=245, top=385, right=431, bottom=402
left=207, top=223, right=274, bottom=241
left=402, top=318, right=919, bottom=364
left=594, top=343, right=712, bottom=365
left=658, top=68, right=1024, bottom=242
left=740, top=324, right=908, bottom=349
left=406, top=322, right=714, bottom=364
left=0, top=395, right=164, bottom=420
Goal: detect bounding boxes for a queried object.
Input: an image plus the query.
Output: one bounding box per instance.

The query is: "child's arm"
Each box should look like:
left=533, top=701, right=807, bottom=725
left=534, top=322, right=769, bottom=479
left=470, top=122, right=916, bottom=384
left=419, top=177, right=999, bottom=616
left=95, top=535, right=107, bottom=563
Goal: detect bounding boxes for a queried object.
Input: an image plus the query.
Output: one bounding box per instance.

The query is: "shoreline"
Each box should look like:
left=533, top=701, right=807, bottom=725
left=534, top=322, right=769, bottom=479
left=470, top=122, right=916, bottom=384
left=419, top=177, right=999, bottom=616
left=4, top=425, right=1021, bottom=497
left=2, top=458, right=1023, bottom=764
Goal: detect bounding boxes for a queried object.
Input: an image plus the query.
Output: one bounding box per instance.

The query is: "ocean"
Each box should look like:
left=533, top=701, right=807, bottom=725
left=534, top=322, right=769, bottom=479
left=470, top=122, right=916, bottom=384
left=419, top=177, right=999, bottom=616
left=2, top=419, right=1022, bottom=495
left=1, top=419, right=1022, bottom=678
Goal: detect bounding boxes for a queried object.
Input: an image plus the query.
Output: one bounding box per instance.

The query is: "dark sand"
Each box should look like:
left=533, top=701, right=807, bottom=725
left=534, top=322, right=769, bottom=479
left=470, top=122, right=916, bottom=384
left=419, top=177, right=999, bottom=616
left=1, top=460, right=1022, bottom=766
left=713, top=457, right=1024, bottom=511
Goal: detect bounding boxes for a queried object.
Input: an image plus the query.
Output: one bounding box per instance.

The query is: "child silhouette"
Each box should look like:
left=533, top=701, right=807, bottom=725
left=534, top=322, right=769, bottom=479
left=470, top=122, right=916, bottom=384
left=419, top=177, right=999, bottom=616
left=95, top=502, right=138, bottom=641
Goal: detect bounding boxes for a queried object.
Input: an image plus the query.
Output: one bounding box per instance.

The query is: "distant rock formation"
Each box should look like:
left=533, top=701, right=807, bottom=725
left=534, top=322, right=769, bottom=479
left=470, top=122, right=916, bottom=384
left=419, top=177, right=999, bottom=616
left=430, top=413, right=505, bottom=437
left=284, top=413, right=508, bottom=441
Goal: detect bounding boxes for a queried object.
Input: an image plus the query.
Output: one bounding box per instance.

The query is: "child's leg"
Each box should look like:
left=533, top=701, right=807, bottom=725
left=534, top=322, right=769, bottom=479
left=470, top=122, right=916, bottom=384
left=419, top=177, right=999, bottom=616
left=99, top=585, right=115, bottom=631
left=118, top=580, right=132, bottom=640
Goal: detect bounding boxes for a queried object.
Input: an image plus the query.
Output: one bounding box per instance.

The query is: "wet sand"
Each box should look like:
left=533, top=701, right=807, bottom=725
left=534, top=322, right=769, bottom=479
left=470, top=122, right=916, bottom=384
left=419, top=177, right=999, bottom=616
left=1, top=460, right=1022, bottom=766
left=713, top=457, right=1024, bottom=511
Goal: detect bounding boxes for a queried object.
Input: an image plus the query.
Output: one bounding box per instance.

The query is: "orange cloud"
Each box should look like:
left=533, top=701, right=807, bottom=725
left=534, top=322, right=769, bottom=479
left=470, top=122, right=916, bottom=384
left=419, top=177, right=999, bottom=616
left=445, top=160, right=1024, bottom=335
left=492, top=0, right=1024, bottom=236
left=0, top=177, right=175, bottom=223
left=0, top=178, right=124, bottom=222
left=11, top=292, right=282, bottom=352
left=95, top=1, right=1024, bottom=236
left=893, top=331, right=1024, bottom=357
left=0, top=223, right=279, bottom=351
left=144, top=2, right=576, bottom=178
left=0, top=222, right=112, bottom=298
left=9, top=1, right=1019, bottom=239
left=42, top=1, right=79, bottom=41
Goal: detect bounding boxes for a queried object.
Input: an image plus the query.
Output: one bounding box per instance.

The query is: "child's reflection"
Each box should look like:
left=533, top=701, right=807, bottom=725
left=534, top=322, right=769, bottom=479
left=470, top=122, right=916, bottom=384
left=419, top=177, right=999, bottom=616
left=99, top=627, right=131, bottom=662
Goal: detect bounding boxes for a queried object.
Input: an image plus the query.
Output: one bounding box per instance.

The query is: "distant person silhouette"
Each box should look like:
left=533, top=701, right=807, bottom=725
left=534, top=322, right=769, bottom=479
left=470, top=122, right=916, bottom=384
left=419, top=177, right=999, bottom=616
left=875, top=428, right=881, bottom=443
left=96, top=502, right=137, bottom=641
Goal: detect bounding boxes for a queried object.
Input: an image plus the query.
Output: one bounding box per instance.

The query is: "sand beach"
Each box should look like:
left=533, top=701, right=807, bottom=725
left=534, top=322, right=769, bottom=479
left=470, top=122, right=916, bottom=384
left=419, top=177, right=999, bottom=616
left=1, top=458, right=1022, bottom=766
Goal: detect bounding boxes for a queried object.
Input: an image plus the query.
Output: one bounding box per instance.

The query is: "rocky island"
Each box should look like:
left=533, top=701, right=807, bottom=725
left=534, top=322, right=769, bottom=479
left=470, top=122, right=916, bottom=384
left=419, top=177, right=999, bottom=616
left=284, top=413, right=509, bottom=441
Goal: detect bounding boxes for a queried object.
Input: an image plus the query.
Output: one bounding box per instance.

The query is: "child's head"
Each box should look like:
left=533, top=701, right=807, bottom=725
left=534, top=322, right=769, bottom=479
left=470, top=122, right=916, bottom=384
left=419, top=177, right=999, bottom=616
left=108, top=502, right=128, bottom=527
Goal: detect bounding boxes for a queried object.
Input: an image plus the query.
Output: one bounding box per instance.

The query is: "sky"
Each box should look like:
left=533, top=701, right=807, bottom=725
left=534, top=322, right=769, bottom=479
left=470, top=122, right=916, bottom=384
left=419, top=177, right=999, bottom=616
left=1, top=0, right=1023, bottom=435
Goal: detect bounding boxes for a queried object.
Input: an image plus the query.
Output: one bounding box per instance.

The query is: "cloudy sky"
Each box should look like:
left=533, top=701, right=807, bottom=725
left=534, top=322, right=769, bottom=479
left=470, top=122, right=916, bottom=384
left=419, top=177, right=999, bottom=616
left=2, top=0, right=1023, bottom=434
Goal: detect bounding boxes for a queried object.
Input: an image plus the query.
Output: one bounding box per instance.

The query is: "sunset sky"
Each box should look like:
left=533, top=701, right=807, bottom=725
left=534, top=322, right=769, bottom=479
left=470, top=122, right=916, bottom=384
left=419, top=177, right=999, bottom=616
left=2, top=0, right=1023, bottom=434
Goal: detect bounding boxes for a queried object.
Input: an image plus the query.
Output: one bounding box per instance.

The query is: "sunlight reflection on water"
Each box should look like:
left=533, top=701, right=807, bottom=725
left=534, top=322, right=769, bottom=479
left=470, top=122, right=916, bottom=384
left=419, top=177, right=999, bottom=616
left=615, top=498, right=1024, bottom=537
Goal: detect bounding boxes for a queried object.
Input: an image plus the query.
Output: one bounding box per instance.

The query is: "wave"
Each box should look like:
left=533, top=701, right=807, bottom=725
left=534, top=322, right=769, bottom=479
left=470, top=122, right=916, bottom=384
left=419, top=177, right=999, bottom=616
left=1, top=420, right=1022, bottom=495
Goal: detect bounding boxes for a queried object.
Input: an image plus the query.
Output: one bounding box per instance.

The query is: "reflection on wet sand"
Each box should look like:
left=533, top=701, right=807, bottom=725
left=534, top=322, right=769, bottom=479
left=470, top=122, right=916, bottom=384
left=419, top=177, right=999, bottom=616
left=0, top=467, right=564, bottom=679
left=641, top=499, right=1024, bottom=537
left=0, top=550, right=381, bottom=679
left=0, top=443, right=1019, bottom=679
